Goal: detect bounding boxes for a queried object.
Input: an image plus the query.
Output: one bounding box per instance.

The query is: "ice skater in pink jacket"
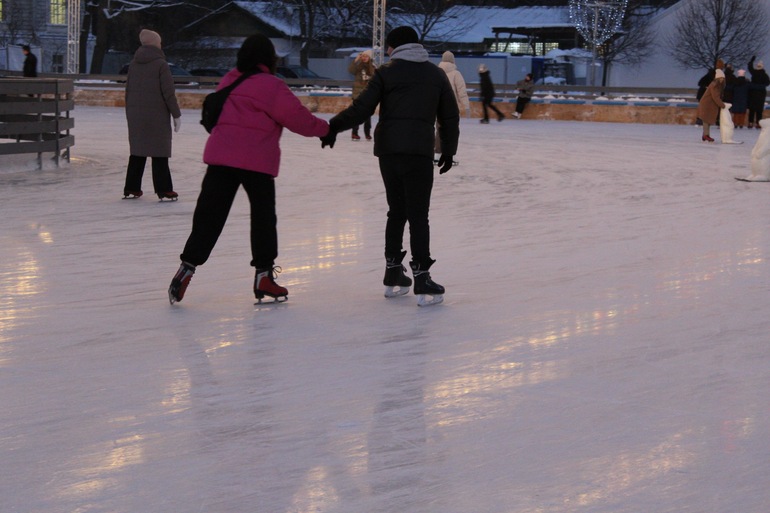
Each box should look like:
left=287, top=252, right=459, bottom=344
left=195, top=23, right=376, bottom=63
left=169, top=33, right=331, bottom=305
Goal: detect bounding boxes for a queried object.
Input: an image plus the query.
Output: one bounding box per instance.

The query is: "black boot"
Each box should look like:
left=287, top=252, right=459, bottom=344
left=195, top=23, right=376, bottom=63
left=384, top=251, right=412, bottom=298
left=410, top=259, right=444, bottom=306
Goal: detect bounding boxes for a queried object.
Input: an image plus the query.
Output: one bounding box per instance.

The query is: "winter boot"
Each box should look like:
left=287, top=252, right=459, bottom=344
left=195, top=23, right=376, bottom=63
left=254, top=266, right=288, bottom=303
left=410, top=259, right=444, bottom=307
left=383, top=251, right=412, bottom=298
left=168, top=261, right=196, bottom=304
left=123, top=190, right=143, bottom=199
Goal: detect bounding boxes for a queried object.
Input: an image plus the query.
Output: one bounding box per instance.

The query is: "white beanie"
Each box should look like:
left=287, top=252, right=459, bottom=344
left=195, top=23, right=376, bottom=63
left=442, top=51, right=455, bottom=64
left=715, top=69, right=725, bottom=79
left=362, top=49, right=373, bottom=59
left=139, top=29, right=161, bottom=48
left=478, top=63, right=488, bottom=73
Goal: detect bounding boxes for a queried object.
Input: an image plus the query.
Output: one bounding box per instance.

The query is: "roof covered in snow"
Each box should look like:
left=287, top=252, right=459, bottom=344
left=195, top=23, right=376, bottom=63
left=391, top=6, right=572, bottom=43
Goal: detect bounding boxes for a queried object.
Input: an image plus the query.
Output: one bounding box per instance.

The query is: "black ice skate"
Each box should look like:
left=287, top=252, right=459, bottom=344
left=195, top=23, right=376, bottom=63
left=410, top=259, right=444, bottom=307
left=123, top=190, right=143, bottom=199
left=158, top=191, right=178, bottom=201
left=254, top=266, right=288, bottom=304
left=383, top=251, right=412, bottom=298
left=168, top=261, right=196, bottom=304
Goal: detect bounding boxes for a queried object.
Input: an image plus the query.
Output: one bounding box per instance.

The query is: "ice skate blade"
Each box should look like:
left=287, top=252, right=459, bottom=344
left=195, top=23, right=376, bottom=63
left=417, top=294, right=443, bottom=307
left=158, top=197, right=178, bottom=202
left=254, top=295, right=288, bottom=305
left=384, top=285, right=410, bottom=298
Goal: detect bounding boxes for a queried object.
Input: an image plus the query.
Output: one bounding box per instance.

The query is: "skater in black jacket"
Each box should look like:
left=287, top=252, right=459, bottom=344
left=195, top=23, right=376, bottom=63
left=322, top=26, right=460, bottom=306
left=478, top=64, right=505, bottom=123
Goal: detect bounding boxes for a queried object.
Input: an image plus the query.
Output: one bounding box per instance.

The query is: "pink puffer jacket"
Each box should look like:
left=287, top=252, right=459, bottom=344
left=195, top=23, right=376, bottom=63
left=203, top=66, right=329, bottom=177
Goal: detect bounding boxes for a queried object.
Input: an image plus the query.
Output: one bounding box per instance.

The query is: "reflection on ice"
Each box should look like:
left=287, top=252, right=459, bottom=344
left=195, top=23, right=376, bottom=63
left=2, top=108, right=770, bottom=512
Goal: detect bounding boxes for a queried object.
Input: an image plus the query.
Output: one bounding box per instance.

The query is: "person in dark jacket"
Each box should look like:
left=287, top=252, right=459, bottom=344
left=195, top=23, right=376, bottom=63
left=730, top=69, right=749, bottom=128
left=747, top=56, right=770, bottom=129
left=513, top=73, right=534, bottom=119
left=123, top=29, right=181, bottom=200
left=695, top=68, right=715, bottom=126
left=22, top=45, right=37, bottom=77
left=478, top=64, right=504, bottom=123
left=322, top=26, right=460, bottom=306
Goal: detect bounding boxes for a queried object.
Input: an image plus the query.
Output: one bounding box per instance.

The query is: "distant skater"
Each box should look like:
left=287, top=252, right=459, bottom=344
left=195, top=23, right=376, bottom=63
left=513, top=73, right=534, bottom=119
left=478, top=64, right=504, bottom=123
left=697, top=68, right=725, bottom=142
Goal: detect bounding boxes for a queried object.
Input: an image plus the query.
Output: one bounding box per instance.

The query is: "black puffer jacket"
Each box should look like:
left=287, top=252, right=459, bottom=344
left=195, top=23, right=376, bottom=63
left=330, top=43, right=459, bottom=158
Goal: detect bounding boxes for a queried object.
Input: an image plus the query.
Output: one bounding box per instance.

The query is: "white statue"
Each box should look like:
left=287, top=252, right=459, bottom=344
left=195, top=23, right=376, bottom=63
left=719, top=103, right=740, bottom=144
left=744, top=118, right=770, bottom=181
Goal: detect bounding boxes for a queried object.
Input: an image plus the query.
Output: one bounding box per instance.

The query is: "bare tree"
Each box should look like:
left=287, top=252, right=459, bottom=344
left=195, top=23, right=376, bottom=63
left=87, top=0, right=199, bottom=73
left=598, top=0, right=658, bottom=86
left=666, top=0, right=769, bottom=70
left=264, top=0, right=373, bottom=67
left=389, top=2, right=475, bottom=50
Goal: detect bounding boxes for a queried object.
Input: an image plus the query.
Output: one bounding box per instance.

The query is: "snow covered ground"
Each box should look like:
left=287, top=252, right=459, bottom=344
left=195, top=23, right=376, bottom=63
left=2, top=107, right=770, bottom=513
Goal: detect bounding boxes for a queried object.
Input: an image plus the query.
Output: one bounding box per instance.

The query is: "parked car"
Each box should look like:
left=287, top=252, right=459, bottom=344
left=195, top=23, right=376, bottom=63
left=276, top=65, right=337, bottom=88
left=190, top=68, right=229, bottom=77
left=119, top=63, right=195, bottom=83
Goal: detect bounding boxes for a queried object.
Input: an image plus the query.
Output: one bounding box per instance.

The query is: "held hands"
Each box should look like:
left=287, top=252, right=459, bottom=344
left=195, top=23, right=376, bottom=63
left=173, top=117, right=181, bottom=133
left=437, top=154, right=453, bottom=174
left=320, top=128, right=337, bottom=149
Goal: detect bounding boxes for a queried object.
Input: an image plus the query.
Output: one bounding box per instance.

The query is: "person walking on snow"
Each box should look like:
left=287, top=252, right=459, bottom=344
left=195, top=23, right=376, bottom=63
left=168, top=34, right=331, bottom=305
left=513, top=73, right=534, bottom=119
left=478, top=64, right=504, bottom=123
left=347, top=49, right=376, bottom=141
left=321, top=26, right=460, bottom=306
left=435, top=51, right=469, bottom=160
left=697, top=68, right=726, bottom=142
left=123, top=29, right=181, bottom=200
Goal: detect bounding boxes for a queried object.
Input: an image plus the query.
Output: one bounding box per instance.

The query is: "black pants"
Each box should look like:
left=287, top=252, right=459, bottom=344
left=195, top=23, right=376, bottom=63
left=379, top=154, right=434, bottom=265
left=749, top=108, right=764, bottom=125
left=124, top=155, right=173, bottom=195
left=515, top=97, right=531, bottom=114
left=352, top=117, right=372, bottom=136
left=482, top=99, right=504, bottom=121
left=180, top=165, right=277, bottom=269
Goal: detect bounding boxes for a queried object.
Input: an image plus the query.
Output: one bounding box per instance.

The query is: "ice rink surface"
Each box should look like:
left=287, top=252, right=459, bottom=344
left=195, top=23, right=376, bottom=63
left=2, top=106, right=770, bottom=513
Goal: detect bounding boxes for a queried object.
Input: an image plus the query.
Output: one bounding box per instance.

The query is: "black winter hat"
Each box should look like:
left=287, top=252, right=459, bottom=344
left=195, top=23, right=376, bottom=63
left=386, top=26, right=419, bottom=49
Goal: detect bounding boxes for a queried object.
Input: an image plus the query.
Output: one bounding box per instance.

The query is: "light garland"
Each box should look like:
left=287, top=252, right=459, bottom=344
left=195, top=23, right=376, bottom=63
left=569, top=0, right=629, bottom=46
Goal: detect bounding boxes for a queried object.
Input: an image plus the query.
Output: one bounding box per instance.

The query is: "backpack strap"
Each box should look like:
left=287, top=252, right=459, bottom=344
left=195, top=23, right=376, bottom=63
left=219, top=68, right=260, bottom=95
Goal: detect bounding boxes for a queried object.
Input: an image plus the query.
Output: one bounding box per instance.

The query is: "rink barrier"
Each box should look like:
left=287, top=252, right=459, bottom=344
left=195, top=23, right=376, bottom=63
left=0, top=78, right=75, bottom=169
left=68, top=83, right=764, bottom=126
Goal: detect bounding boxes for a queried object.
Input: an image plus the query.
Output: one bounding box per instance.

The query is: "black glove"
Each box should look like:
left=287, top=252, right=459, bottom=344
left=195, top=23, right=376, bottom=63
left=437, top=154, right=453, bottom=174
left=320, top=129, right=337, bottom=149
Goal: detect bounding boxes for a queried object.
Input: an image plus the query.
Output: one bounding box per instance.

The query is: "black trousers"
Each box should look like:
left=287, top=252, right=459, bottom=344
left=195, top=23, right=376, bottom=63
left=379, top=154, right=434, bottom=266
left=352, top=117, right=372, bottom=136
left=180, top=165, right=277, bottom=269
left=482, top=99, right=504, bottom=120
left=124, top=155, right=173, bottom=195
left=515, top=97, right=531, bottom=114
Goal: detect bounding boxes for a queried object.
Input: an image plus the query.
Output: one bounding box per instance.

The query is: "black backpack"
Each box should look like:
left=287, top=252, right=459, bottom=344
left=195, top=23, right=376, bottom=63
left=200, top=70, right=259, bottom=133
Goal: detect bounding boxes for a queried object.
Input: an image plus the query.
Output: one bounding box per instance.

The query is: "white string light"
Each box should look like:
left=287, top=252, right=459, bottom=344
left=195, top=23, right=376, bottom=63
left=569, top=0, right=628, bottom=46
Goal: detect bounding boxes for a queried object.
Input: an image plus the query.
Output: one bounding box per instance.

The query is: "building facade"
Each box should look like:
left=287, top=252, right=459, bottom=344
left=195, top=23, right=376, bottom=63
left=0, top=0, right=75, bottom=72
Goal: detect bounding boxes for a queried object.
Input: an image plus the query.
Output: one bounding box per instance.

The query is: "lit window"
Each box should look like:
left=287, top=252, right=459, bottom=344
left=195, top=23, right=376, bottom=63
left=50, top=0, right=66, bottom=25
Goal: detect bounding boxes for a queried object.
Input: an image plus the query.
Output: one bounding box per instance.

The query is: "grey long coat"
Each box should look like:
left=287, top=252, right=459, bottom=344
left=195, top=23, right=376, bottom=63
left=125, top=45, right=181, bottom=157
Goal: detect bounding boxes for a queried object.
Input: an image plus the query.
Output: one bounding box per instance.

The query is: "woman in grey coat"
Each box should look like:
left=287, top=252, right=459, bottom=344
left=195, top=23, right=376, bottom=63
left=123, top=29, right=182, bottom=200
